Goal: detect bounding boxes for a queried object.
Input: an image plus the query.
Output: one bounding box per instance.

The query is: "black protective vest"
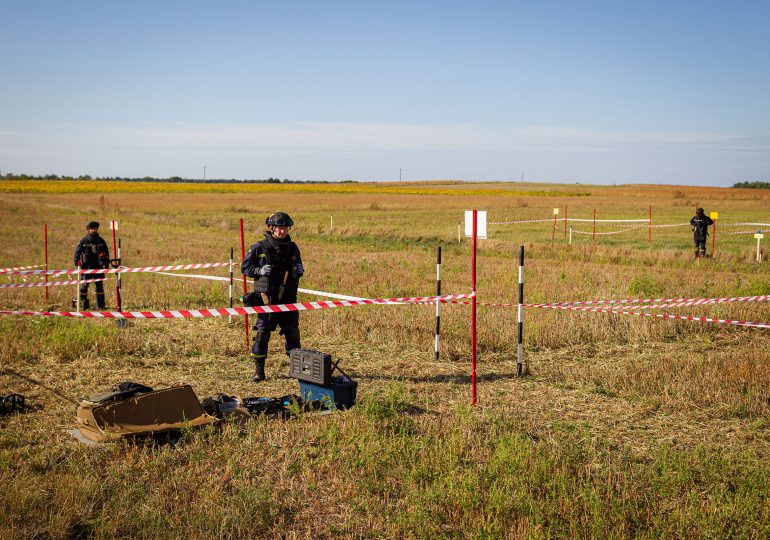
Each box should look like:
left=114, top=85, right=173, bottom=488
left=252, top=237, right=300, bottom=299
left=691, top=216, right=711, bottom=241
left=78, top=235, right=107, bottom=269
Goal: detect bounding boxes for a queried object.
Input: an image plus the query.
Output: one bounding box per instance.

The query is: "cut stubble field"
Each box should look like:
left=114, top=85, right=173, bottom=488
left=1, top=181, right=769, bottom=538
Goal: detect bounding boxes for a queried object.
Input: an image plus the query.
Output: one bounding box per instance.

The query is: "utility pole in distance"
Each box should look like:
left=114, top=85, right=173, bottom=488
left=203, top=165, right=207, bottom=180
left=399, top=168, right=402, bottom=182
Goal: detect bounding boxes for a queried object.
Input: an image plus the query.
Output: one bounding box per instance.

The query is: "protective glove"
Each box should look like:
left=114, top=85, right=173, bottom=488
left=258, top=264, right=272, bottom=276
left=296, top=263, right=304, bottom=277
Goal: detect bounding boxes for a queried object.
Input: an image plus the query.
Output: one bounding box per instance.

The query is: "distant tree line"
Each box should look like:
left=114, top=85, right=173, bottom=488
left=732, top=181, right=770, bottom=189
left=0, top=173, right=357, bottom=184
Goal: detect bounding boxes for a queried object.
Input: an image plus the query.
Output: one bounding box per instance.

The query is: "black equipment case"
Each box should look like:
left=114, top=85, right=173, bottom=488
left=289, top=349, right=333, bottom=386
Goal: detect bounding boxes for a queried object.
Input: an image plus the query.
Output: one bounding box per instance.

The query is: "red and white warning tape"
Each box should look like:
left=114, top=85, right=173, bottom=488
left=488, top=220, right=764, bottom=230
left=445, top=294, right=770, bottom=310
left=153, top=271, right=232, bottom=282
left=3, top=262, right=236, bottom=276
left=566, top=218, right=649, bottom=223
left=648, top=222, right=691, bottom=228
left=489, top=219, right=554, bottom=225
left=441, top=296, right=770, bottom=329
left=152, top=271, right=393, bottom=302
left=571, top=226, right=646, bottom=236
left=631, top=295, right=770, bottom=309
left=0, top=292, right=474, bottom=319
left=524, top=294, right=770, bottom=308
left=532, top=303, right=770, bottom=329
left=0, top=265, right=41, bottom=273
left=0, top=278, right=106, bottom=289
left=725, top=229, right=770, bottom=236
left=723, top=222, right=770, bottom=228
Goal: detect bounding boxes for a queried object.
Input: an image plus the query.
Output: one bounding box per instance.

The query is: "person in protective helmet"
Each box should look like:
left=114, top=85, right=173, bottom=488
left=73, top=221, right=110, bottom=309
left=240, top=212, right=304, bottom=382
left=690, top=208, right=714, bottom=258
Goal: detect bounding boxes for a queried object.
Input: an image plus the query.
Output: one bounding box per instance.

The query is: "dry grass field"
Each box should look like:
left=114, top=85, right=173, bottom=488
left=1, top=180, right=769, bottom=538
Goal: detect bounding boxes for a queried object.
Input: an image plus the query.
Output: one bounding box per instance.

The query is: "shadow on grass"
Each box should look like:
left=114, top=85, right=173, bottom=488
left=1, top=368, right=79, bottom=405
left=357, top=371, right=522, bottom=385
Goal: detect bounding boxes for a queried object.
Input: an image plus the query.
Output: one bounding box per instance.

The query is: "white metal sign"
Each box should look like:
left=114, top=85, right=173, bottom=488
left=464, top=210, right=487, bottom=239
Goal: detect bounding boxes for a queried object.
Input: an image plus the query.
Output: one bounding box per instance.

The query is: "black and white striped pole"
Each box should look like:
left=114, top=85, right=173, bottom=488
left=517, top=245, right=524, bottom=377
left=435, top=246, right=442, bottom=360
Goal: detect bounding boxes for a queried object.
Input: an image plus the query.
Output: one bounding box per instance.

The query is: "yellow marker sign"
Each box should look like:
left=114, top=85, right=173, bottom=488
left=553, top=208, right=560, bottom=215
left=710, top=211, right=718, bottom=220
left=755, top=233, right=764, bottom=239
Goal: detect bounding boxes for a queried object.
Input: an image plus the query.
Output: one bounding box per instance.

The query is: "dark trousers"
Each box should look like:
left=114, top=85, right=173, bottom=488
left=694, top=237, right=707, bottom=257
left=250, top=311, right=300, bottom=360
left=79, top=275, right=106, bottom=308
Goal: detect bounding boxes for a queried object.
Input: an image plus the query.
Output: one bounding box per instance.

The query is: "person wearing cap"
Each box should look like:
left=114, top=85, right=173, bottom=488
left=240, top=212, right=304, bottom=382
left=73, top=221, right=110, bottom=309
left=690, top=208, right=714, bottom=258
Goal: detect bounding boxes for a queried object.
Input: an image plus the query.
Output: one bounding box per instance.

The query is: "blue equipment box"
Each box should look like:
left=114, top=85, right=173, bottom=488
left=299, top=377, right=357, bottom=409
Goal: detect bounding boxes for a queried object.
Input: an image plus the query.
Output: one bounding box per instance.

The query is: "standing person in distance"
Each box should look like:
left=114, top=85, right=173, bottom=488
left=241, top=212, right=304, bottom=382
left=690, top=208, right=714, bottom=258
left=73, top=221, right=110, bottom=309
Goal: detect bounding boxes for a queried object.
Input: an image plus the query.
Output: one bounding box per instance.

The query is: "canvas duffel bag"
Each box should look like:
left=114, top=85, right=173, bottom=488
left=75, top=384, right=216, bottom=442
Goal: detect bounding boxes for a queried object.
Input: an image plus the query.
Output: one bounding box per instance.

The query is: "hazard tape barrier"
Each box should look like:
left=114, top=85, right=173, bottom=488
left=444, top=294, right=770, bottom=310
left=489, top=219, right=554, bottom=225
left=725, top=229, right=770, bottom=236
left=152, top=271, right=393, bottom=302
left=571, top=226, right=646, bottom=236
left=529, top=303, right=770, bottom=330
left=0, top=265, right=40, bottom=273
left=447, top=295, right=770, bottom=310
left=566, top=218, right=649, bottom=223
left=0, top=278, right=106, bottom=289
left=439, top=296, right=770, bottom=329
left=648, top=223, right=690, bottom=228
left=723, top=222, right=770, bottom=228
left=3, top=262, right=236, bottom=276
left=490, top=220, right=766, bottom=230
left=0, top=292, right=475, bottom=319
left=524, top=294, right=770, bottom=308
left=154, top=271, right=232, bottom=282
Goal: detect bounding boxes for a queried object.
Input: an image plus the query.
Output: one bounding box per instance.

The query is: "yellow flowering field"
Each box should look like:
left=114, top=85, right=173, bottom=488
left=0, top=179, right=585, bottom=197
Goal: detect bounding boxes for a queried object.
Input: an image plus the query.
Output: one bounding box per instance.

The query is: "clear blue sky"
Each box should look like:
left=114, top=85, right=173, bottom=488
left=1, top=0, right=768, bottom=185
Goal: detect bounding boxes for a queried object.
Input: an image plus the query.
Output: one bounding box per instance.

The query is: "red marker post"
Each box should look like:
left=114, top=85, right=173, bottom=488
left=43, top=224, right=48, bottom=304
left=471, top=209, right=478, bottom=405
left=239, top=218, right=250, bottom=352
left=110, top=221, right=119, bottom=308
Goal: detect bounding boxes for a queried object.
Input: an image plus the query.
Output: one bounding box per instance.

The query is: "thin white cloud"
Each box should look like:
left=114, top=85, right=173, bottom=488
left=2, top=122, right=767, bottom=184
left=6, top=121, right=756, bottom=154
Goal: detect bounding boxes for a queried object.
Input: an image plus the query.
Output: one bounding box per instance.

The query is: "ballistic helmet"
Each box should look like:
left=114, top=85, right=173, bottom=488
left=266, top=212, right=294, bottom=228
left=86, top=221, right=100, bottom=229
left=696, top=208, right=704, bottom=214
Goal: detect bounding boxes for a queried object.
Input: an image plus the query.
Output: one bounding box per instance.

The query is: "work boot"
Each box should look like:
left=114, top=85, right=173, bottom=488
left=251, top=358, right=266, bottom=382
left=80, top=297, right=90, bottom=310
